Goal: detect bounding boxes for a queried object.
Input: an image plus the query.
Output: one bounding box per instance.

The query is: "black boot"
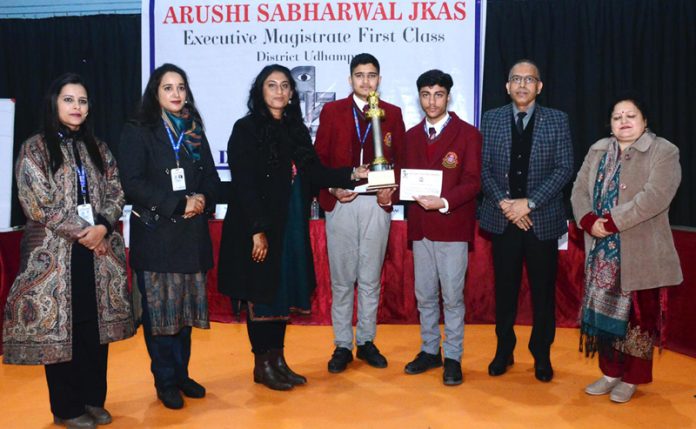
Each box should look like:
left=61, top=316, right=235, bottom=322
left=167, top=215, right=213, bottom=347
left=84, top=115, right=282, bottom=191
left=270, top=349, right=307, bottom=385
left=253, top=351, right=293, bottom=391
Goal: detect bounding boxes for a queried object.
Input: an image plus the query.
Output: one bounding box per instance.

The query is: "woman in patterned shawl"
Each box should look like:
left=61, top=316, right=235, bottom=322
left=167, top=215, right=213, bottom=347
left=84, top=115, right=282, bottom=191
left=2, top=73, right=134, bottom=428
left=571, top=93, right=682, bottom=403
left=118, top=64, right=220, bottom=410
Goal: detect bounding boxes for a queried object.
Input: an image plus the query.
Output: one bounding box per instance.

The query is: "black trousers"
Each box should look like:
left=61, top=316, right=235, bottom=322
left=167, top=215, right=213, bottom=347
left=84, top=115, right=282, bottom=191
left=44, top=319, right=108, bottom=419
left=136, top=271, right=192, bottom=390
left=491, top=224, right=558, bottom=363
left=246, top=314, right=286, bottom=355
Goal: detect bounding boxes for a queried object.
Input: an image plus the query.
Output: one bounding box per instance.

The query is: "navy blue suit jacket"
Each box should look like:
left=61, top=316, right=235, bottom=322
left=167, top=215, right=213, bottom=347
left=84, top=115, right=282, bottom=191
left=479, top=103, right=573, bottom=240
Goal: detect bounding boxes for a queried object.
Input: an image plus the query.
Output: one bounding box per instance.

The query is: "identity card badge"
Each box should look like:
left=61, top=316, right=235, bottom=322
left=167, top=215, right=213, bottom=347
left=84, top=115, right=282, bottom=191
left=77, top=203, right=95, bottom=226
left=171, top=168, right=186, bottom=191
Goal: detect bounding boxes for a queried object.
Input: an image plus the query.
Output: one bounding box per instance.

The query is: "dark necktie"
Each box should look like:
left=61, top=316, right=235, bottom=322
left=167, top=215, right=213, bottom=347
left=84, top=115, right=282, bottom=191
left=428, top=127, right=437, bottom=140
left=516, top=112, right=527, bottom=134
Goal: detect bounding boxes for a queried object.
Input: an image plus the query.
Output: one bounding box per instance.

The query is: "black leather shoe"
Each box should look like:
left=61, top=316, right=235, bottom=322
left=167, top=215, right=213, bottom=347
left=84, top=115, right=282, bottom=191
left=178, top=377, right=206, bottom=398
left=534, top=361, right=554, bottom=382
left=328, top=347, right=353, bottom=373
left=356, top=341, right=388, bottom=368
left=53, top=414, right=96, bottom=429
left=157, top=387, right=184, bottom=409
left=254, top=351, right=293, bottom=391
left=443, top=358, right=463, bottom=386
left=404, top=351, right=443, bottom=375
left=488, top=354, right=514, bottom=376
left=84, top=405, right=112, bottom=425
left=270, top=349, right=307, bottom=385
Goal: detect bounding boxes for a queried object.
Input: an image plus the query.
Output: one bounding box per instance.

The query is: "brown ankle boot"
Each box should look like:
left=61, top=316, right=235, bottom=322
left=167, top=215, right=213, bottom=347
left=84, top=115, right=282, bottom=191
left=253, top=351, right=293, bottom=391
left=270, top=349, right=307, bottom=385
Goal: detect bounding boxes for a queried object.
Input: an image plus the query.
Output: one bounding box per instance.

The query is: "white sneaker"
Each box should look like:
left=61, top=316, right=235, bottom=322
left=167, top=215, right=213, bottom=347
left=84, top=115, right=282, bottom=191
left=610, top=381, right=637, bottom=403
left=585, top=376, right=621, bottom=395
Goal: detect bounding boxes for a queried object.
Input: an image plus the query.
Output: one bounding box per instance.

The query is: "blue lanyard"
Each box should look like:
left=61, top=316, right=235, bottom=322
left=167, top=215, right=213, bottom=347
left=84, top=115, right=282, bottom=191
left=75, top=165, right=88, bottom=203
left=423, top=115, right=451, bottom=138
left=352, top=107, right=372, bottom=149
left=163, top=120, right=185, bottom=167
left=62, top=132, right=88, bottom=203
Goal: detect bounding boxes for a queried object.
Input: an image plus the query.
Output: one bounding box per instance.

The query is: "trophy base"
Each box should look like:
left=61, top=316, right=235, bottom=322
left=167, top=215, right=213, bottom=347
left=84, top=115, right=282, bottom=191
left=366, top=183, right=399, bottom=191
left=367, top=169, right=397, bottom=191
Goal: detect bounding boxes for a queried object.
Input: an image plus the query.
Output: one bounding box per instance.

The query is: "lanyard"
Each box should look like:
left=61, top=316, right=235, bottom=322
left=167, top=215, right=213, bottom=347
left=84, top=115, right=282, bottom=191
left=352, top=107, right=372, bottom=164
left=423, top=115, right=451, bottom=139
left=75, top=165, right=89, bottom=204
left=61, top=132, right=89, bottom=204
left=163, top=120, right=185, bottom=167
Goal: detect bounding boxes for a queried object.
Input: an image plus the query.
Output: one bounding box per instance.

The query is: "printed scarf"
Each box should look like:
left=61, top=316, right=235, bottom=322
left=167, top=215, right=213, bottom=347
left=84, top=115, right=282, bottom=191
left=163, top=108, right=202, bottom=161
left=580, top=140, right=632, bottom=356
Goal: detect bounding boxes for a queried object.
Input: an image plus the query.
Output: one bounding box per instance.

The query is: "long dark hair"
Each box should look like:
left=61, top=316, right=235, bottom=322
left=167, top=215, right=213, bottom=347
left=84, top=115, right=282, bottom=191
left=246, top=64, right=315, bottom=168
left=247, top=64, right=302, bottom=122
left=41, top=73, right=103, bottom=174
left=134, top=63, right=203, bottom=127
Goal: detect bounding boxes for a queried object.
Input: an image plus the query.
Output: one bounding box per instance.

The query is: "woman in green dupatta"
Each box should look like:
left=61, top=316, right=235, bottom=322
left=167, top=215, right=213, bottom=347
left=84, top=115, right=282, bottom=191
left=571, top=93, right=682, bottom=403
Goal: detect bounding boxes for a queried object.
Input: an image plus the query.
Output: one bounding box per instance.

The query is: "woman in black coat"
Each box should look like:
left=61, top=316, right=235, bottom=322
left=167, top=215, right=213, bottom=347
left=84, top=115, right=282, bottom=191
left=118, top=63, right=220, bottom=409
left=218, top=64, right=367, bottom=391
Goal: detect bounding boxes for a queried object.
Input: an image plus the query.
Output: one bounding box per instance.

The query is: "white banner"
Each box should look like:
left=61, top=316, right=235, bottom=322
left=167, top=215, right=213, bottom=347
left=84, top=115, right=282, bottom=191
left=0, top=99, right=15, bottom=228
left=143, top=0, right=486, bottom=180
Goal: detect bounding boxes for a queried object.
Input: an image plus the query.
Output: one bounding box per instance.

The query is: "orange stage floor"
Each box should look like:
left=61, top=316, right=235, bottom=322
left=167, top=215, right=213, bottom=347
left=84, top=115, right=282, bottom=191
left=1, top=323, right=695, bottom=429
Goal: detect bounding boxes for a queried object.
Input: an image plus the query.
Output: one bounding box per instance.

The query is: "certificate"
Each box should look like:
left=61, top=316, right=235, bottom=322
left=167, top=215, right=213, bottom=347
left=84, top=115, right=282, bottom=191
left=399, top=169, right=443, bottom=201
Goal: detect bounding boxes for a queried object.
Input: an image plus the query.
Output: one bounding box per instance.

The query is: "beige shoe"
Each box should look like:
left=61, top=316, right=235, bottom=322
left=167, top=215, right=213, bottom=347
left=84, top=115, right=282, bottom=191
left=585, top=376, right=621, bottom=395
left=610, top=381, right=637, bottom=403
left=85, top=405, right=113, bottom=425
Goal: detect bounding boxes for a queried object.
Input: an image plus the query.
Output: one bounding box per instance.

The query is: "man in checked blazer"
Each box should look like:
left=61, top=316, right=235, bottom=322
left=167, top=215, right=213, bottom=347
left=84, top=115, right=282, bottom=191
left=479, top=59, right=574, bottom=382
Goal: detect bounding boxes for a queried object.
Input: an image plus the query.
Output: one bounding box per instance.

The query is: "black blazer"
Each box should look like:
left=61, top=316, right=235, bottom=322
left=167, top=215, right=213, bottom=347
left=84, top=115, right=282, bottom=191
left=218, top=115, right=353, bottom=304
left=118, top=121, right=220, bottom=273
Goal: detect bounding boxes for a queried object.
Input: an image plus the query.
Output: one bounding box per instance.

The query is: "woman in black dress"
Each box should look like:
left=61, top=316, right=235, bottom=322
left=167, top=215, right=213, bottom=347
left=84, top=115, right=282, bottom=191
left=118, top=63, right=220, bottom=409
left=218, top=64, right=367, bottom=391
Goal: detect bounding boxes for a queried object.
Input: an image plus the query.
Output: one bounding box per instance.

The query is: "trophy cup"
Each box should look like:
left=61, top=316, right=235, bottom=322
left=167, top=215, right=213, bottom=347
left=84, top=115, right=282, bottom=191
left=365, top=91, right=398, bottom=190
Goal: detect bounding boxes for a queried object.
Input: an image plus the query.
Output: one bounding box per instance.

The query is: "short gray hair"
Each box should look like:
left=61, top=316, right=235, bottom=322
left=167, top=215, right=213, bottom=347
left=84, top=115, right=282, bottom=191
left=508, top=59, right=541, bottom=81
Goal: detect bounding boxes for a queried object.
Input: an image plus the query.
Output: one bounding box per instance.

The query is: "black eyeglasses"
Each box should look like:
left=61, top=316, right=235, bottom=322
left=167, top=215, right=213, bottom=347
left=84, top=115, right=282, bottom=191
left=509, top=75, right=539, bottom=85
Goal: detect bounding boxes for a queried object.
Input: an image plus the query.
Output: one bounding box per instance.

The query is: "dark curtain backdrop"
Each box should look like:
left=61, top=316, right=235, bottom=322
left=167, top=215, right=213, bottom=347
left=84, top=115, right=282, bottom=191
left=0, top=15, right=141, bottom=226
left=1, top=3, right=695, bottom=226
left=483, top=0, right=696, bottom=226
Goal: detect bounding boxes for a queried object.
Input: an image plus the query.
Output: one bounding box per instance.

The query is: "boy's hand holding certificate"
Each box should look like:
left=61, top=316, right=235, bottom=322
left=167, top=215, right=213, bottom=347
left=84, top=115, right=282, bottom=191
left=399, top=169, right=443, bottom=201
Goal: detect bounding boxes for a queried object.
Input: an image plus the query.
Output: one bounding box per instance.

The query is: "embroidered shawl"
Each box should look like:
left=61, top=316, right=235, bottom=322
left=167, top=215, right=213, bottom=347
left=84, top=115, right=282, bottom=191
left=3, top=134, right=134, bottom=365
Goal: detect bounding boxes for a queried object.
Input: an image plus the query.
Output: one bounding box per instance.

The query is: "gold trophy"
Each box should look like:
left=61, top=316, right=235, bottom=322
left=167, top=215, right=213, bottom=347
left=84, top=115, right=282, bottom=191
left=365, top=91, right=397, bottom=190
